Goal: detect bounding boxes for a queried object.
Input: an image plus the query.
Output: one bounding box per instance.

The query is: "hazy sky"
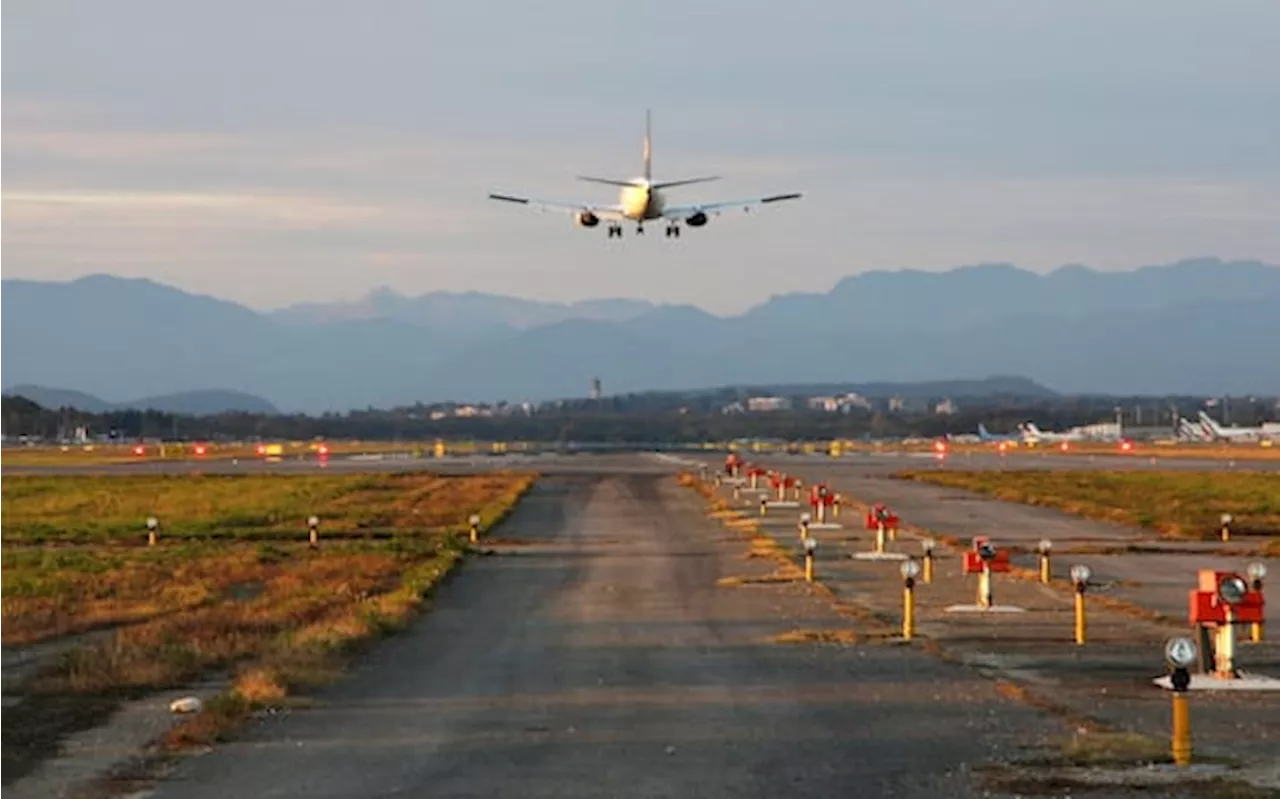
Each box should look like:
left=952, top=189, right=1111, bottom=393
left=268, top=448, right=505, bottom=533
left=5, top=1, right=1279, bottom=315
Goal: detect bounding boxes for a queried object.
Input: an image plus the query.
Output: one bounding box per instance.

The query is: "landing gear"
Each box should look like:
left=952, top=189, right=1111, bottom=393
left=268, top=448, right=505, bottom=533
left=664, top=224, right=680, bottom=238
left=636, top=224, right=645, bottom=235
left=607, top=225, right=623, bottom=238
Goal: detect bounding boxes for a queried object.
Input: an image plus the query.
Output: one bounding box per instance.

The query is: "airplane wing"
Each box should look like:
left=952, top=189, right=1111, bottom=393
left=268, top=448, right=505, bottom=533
left=487, top=192, right=627, bottom=221
left=659, top=192, right=802, bottom=219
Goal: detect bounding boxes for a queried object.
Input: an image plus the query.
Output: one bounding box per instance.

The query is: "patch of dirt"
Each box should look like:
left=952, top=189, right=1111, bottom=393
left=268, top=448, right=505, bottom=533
left=770, top=628, right=863, bottom=645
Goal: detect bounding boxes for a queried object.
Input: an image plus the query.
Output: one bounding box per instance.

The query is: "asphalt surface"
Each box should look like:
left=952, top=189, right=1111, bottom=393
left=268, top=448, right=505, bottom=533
left=144, top=472, right=1060, bottom=798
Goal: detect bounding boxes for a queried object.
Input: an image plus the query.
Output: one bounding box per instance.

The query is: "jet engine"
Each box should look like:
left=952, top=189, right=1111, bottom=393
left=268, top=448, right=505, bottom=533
left=685, top=212, right=708, bottom=227
left=575, top=210, right=600, bottom=228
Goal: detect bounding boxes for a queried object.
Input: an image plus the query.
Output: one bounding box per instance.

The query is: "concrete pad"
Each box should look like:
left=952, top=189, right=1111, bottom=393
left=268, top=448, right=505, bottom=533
left=944, top=604, right=1027, bottom=613
left=1151, top=672, right=1280, bottom=691
left=852, top=551, right=909, bottom=561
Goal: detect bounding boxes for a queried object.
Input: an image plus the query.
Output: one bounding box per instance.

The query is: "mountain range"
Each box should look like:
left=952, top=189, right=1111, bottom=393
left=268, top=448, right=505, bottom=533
left=3, top=258, right=1277, bottom=413
left=1, top=385, right=278, bottom=415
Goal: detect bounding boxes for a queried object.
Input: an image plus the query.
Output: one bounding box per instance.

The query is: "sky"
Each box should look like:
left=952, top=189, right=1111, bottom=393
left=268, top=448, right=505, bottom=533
left=4, top=1, right=1280, bottom=315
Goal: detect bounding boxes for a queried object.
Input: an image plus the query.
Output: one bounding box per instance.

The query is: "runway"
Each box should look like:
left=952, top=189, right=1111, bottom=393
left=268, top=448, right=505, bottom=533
left=135, top=473, right=1057, bottom=798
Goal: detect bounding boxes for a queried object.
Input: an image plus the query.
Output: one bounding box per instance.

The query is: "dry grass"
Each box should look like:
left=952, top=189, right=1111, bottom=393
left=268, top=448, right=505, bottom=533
left=1055, top=730, right=1170, bottom=767
left=887, top=440, right=1280, bottom=462
left=895, top=469, right=1280, bottom=540
left=1, top=472, right=530, bottom=544
left=771, top=628, right=861, bottom=645
left=2, top=471, right=535, bottom=760
left=0, top=440, right=470, bottom=467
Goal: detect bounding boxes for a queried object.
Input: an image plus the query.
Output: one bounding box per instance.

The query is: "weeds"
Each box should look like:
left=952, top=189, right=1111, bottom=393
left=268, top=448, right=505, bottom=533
left=894, top=469, right=1280, bottom=540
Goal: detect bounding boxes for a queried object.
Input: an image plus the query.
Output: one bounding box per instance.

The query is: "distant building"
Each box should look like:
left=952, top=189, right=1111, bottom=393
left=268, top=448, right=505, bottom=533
left=807, top=396, right=840, bottom=412
left=888, top=397, right=906, bottom=413
left=838, top=392, right=873, bottom=411
left=590, top=377, right=602, bottom=400
left=746, top=396, right=791, bottom=412
left=934, top=399, right=957, bottom=415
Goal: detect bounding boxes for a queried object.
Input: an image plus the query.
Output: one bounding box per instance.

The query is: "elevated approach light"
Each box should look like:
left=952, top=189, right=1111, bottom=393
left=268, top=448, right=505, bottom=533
left=900, top=559, right=922, bottom=581
left=1070, top=564, right=1092, bottom=586
left=1165, top=636, right=1198, bottom=669
left=1247, top=561, right=1267, bottom=586
left=1218, top=574, right=1248, bottom=605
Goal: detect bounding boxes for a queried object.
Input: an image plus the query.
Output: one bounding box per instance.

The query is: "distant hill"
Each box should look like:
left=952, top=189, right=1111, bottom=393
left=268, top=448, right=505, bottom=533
left=1, top=385, right=115, bottom=413
left=3, top=385, right=279, bottom=415
left=270, top=287, right=659, bottom=332
left=3, top=258, right=1278, bottom=412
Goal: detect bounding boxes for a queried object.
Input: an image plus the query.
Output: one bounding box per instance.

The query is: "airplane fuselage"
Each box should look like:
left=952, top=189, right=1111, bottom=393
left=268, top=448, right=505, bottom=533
left=618, top=179, right=665, bottom=220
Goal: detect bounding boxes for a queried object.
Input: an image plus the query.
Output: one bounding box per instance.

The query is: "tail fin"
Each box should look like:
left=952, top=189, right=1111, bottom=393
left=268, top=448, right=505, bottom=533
left=643, top=109, right=652, bottom=182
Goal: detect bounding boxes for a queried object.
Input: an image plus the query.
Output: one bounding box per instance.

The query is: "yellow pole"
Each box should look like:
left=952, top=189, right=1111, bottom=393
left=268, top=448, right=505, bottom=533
left=1074, top=590, right=1087, bottom=645
left=1171, top=692, right=1191, bottom=766
left=1251, top=621, right=1264, bottom=643
left=470, top=524, right=478, bottom=544
left=805, top=552, right=814, bottom=583
left=1221, top=523, right=1230, bottom=542
left=760, top=498, right=768, bottom=517
left=148, top=530, right=157, bottom=547
left=902, top=582, right=915, bottom=640
left=922, top=552, right=934, bottom=584
left=1039, top=553, right=1051, bottom=583
left=309, top=528, right=318, bottom=548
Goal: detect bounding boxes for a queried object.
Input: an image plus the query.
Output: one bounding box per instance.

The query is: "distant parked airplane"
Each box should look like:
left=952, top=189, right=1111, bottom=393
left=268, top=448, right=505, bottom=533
left=487, top=110, right=802, bottom=239
left=1018, top=422, right=1085, bottom=443
left=1194, top=410, right=1276, bottom=441
left=976, top=423, right=1021, bottom=443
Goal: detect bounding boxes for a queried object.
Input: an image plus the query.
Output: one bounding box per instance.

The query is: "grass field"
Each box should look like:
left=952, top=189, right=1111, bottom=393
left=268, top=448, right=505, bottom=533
left=0, top=472, right=528, bottom=544
left=1, top=470, right=535, bottom=772
left=886, top=441, right=1280, bottom=461
left=0, top=440, right=448, bottom=467
left=894, top=469, right=1280, bottom=543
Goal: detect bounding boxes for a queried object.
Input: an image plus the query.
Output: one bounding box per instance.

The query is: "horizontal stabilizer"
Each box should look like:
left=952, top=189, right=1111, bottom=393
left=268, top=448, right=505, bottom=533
left=651, top=176, right=721, bottom=190
left=761, top=192, right=802, bottom=203
left=488, top=193, right=530, bottom=204
left=577, top=176, right=642, bottom=188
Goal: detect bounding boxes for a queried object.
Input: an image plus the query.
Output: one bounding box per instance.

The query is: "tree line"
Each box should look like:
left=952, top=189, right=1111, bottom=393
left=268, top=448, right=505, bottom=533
left=2, top=393, right=1225, bottom=444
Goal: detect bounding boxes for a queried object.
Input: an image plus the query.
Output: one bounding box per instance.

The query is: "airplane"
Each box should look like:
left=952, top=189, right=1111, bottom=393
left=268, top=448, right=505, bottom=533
left=1176, top=416, right=1215, bottom=442
left=1194, top=410, right=1277, bottom=442
left=976, top=423, right=1021, bottom=443
left=1018, top=422, right=1086, bottom=444
left=486, top=110, right=803, bottom=238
